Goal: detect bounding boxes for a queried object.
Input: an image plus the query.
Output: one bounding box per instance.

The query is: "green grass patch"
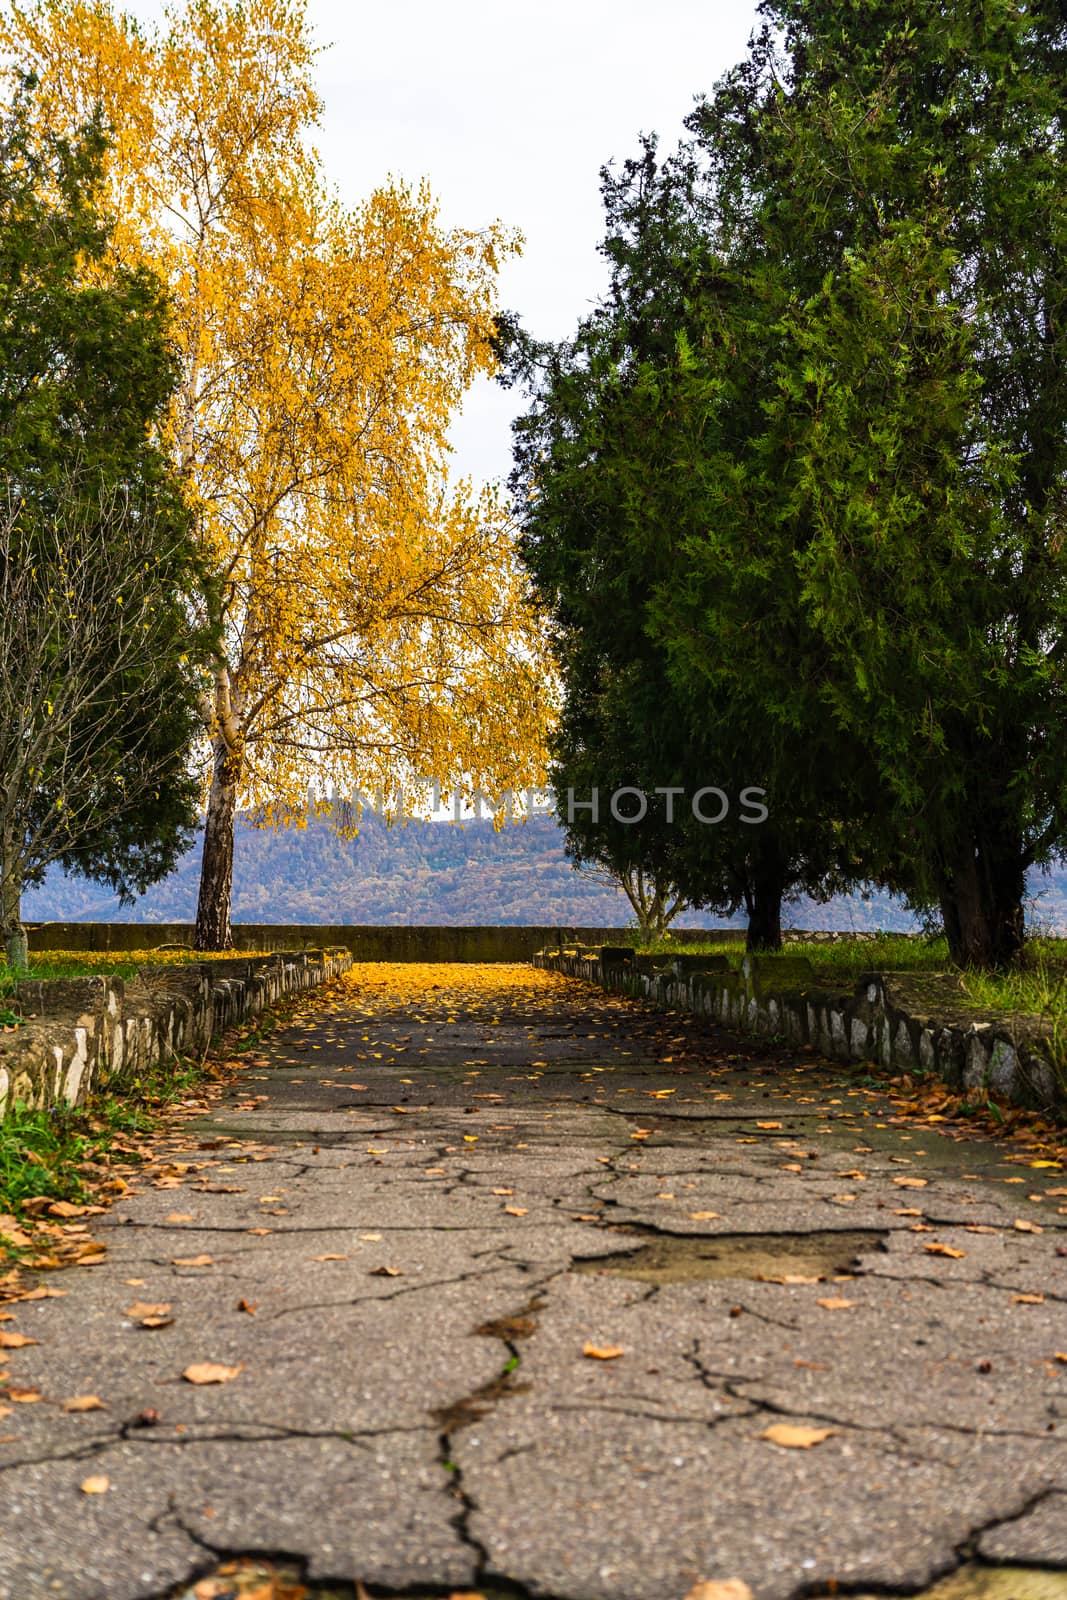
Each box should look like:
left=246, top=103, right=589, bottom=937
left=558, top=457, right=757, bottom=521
left=633, top=932, right=1067, bottom=1024
left=0, top=1050, right=212, bottom=1249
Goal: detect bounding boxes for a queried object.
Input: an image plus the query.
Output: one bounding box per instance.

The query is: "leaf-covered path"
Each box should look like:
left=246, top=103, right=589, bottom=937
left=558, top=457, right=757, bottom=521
left=1, top=963, right=1066, bottom=1600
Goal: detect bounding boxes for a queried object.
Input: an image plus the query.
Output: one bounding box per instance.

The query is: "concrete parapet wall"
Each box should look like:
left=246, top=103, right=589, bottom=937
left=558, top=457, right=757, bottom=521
left=0, top=948, right=351, bottom=1119
left=24, top=923, right=917, bottom=961
left=535, top=946, right=1066, bottom=1117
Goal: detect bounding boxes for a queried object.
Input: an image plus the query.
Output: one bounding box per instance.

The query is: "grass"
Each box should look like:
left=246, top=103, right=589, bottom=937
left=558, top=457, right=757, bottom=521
left=0, top=947, right=270, bottom=1004
left=629, top=930, right=1067, bottom=1024
left=0, top=1051, right=210, bottom=1232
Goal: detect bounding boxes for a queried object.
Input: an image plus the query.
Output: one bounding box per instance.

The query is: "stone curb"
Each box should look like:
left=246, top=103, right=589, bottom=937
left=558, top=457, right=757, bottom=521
left=0, top=948, right=352, bottom=1118
left=533, top=946, right=1067, bottom=1118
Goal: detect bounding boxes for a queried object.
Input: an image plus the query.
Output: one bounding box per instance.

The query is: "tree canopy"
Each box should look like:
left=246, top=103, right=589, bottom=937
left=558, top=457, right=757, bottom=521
left=0, top=82, right=214, bottom=970
left=2, top=0, right=554, bottom=949
left=506, top=0, right=1067, bottom=966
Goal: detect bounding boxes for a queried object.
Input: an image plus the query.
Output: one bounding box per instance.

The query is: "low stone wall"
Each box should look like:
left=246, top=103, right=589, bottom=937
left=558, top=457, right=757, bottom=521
left=534, top=946, right=1066, bottom=1117
left=24, top=923, right=917, bottom=962
left=0, top=948, right=351, bottom=1119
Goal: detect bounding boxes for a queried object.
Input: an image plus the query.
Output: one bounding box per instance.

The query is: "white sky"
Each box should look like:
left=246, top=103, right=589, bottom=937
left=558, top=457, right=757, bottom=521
left=125, top=0, right=761, bottom=487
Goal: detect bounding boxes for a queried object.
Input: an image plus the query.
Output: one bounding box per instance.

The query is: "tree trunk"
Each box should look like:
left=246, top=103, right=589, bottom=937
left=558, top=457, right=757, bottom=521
left=195, top=736, right=239, bottom=951
left=937, top=831, right=1025, bottom=969
left=2, top=858, right=27, bottom=974
left=745, top=843, right=786, bottom=952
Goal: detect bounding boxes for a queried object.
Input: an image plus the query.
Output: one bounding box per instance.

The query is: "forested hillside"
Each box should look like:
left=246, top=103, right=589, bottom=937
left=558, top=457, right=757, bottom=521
left=18, top=812, right=922, bottom=929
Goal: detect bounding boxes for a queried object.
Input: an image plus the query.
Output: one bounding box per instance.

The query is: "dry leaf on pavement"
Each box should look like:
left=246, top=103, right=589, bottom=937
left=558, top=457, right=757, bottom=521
left=761, top=1423, right=835, bottom=1448
left=0, top=1332, right=37, bottom=1348
left=62, top=1395, right=105, bottom=1412
left=182, top=1362, right=243, bottom=1385
left=816, top=1298, right=854, bottom=1310
left=582, top=1341, right=624, bottom=1360
left=924, top=1243, right=966, bottom=1259
left=684, top=1583, right=754, bottom=1600
left=79, top=1475, right=110, bottom=1495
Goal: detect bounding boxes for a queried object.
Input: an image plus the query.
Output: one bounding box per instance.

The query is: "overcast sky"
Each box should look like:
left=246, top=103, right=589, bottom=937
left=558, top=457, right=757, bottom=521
left=122, top=0, right=761, bottom=487
left=312, top=1, right=761, bottom=485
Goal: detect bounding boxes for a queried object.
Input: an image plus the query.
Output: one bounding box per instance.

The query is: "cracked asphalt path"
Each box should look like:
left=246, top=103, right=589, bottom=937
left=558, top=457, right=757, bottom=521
left=1, top=961, right=1066, bottom=1600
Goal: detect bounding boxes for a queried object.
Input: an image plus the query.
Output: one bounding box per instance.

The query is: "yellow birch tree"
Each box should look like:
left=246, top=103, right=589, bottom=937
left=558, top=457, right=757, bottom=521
left=1, top=0, right=554, bottom=947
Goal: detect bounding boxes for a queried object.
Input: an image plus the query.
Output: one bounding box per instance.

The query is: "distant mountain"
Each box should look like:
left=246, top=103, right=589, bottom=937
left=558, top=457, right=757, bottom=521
left=22, top=810, right=1067, bottom=933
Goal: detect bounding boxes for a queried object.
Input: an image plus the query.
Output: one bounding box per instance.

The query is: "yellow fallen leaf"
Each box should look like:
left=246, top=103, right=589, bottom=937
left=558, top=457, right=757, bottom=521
left=311, top=1253, right=347, bottom=1261
left=182, top=1362, right=243, bottom=1385
left=171, top=1256, right=214, bottom=1267
left=1014, top=1219, right=1043, bottom=1233
left=245, top=1228, right=272, bottom=1236
left=780, top=1163, right=804, bottom=1173
left=0, top=1332, right=37, bottom=1349
left=6, top=1388, right=42, bottom=1403
left=893, top=1177, right=928, bottom=1189
left=684, top=1583, right=754, bottom=1600
left=582, top=1341, right=624, bottom=1360
left=371, top=1265, right=401, bottom=1277
left=163, top=1213, right=194, bottom=1223
left=492, top=1188, right=514, bottom=1196
left=124, top=1302, right=171, bottom=1319
left=1053, top=1352, right=1067, bottom=1363
left=816, top=1298, right=854, bottom=1310
left=1012, top=1293, right=1044, bottom=1304
left=924, top=1243, right=966, bottom=1259
left=62, top=1395, right=105, bottom=1412
left=503, top=1206, right=528, bottom=1217
left=139, top=1316, right=174, bottom=1329
left=79, top=1475, right=109, bottom=1495
left=756, top=1121, right=782, bottom=1130
left=688, top=1211, right=721, bottom=1221
left=761, top=1423, right=835, bottom=1449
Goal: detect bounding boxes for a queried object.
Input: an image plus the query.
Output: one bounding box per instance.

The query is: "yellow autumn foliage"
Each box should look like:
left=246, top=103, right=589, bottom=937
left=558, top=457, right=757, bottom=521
left=2, top=0, right=555, bottom=942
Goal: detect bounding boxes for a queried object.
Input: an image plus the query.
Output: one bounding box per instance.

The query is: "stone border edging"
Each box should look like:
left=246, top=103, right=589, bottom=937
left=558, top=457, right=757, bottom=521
left=0, top=948, right=352, bottom=1118
left=533, top=946, right=1066, bottom=1117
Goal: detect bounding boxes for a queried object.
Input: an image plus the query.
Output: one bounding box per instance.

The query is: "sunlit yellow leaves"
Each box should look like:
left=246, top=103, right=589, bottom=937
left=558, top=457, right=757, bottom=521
left=2, top=0, right=554, bottom=842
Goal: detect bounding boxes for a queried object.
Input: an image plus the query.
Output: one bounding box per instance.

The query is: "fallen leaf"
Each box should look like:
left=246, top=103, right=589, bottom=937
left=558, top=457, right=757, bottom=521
left=0, top=1332, right=37, bottom=1349
left=965, top=1224, right=999, bottom=1234
left=79, top=1475, right=109, bottom=1495
left=15, top=1287, right=66, bottom=1301
left=1053, top=1352, right=1067, bottom=1364
left=491, top=1188, right=514, bottom=1196
left=370, top=1265, right=401, bottom=1277
left=684, top=1583, right=754, bottom=1600
left=688, top=1211, right=721, bottom=1221
left=237, top=1299, right=257, bottom=1315
left=924, top=1243, right=966, bottom=1259
left=171, top=1256, right=214, bottom=1268
left=816, top=1297, right=854, bottom=1310
left=139, top=1316, right=174, bottom=1330
left=756, top=1121, right=782, bottom=1130
left=163, top=1213, right=194, bottom=1224
left=503, top=1206, right=528, bottom=1217
left=124, top=1302, right=171, bottom=1319
left=46, top=1201, right=87, bottom=1218
left=893, top=1176, right=928, bottom=1189
left=761, top=1423, right=835, bottom=1449
left=1012, top=1293, right=1044, bottom=1304
left=62, top=1395, right=105, bottom=1412
left=6, top=1388, right=42, bottom=1403
left=1014, top=1219, right=1043, bottom=1234
left=582, top=1341, right=624, bottom=1360
left=245, top=1228, right=272, bottom=1236
left=182, top=1362, right=243, bottom=1385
